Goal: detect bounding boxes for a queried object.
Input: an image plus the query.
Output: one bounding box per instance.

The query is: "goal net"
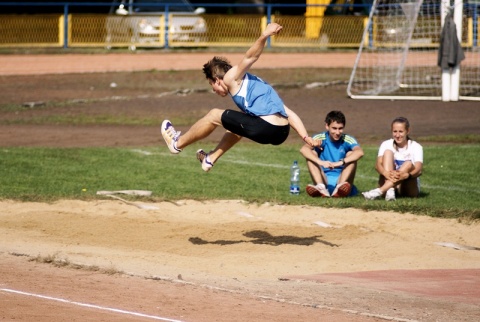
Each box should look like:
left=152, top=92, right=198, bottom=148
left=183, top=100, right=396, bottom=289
left=347, top=0, right=480, bottom=101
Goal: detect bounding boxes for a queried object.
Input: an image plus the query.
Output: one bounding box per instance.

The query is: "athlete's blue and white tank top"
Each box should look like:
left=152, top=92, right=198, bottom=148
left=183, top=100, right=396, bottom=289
left=230, top=73, right=287, bottom=117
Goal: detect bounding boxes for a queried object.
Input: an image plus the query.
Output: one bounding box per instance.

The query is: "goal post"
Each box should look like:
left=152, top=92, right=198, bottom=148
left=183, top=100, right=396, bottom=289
left=347, top=0, right=480, bottom=101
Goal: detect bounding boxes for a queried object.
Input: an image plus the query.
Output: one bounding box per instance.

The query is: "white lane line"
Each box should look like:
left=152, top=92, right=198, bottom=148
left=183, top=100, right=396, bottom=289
left=1, top=288, right=184, bottom=322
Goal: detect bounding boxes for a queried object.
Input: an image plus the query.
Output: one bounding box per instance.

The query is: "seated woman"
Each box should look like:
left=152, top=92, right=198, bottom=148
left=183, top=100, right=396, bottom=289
left=363, top=117, right=423, bottom=201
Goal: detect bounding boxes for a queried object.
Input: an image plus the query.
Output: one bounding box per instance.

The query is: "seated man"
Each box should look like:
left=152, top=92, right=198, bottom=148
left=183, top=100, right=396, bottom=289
left=300, top=110, right=364, bottom=198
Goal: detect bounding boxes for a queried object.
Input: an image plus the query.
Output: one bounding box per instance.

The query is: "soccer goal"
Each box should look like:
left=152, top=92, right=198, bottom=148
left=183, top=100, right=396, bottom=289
left=347, top=0, right=480, bottom=101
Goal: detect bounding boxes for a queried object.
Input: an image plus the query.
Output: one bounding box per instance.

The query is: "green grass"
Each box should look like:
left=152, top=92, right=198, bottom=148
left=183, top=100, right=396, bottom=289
left=1, top=143, right=479, bottom=220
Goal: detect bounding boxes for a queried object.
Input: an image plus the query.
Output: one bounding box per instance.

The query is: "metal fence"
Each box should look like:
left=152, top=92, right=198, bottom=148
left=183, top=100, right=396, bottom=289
left=0, top=2, right=478, bottom=50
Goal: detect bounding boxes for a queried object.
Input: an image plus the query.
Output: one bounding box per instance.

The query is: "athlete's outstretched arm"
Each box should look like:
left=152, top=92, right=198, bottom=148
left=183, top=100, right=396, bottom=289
left=227, top=23, right=282, bottom=86
left=284, top=106, right=318, bottom=147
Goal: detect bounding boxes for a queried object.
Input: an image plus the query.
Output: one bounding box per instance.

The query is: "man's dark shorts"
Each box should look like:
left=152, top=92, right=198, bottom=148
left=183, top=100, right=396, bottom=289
left=221, top=109, right=290, bottom=145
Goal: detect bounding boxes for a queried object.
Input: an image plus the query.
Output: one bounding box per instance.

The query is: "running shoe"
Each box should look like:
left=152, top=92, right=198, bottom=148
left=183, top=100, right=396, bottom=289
left=306, top=184, right=330, bottom=198
left=332, top=182, right=352, bottom=198
left=161, top=120, right=182, bottom=154
left=385, top=188, right=396, bottom=201
left=362, top=188, right=383, bottom=200
left=196, top=149, right=214, bottom=172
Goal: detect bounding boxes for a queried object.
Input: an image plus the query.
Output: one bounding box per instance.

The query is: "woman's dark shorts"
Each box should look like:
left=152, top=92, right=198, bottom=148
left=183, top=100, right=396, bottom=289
left=221, top=109, right=290, bottom=145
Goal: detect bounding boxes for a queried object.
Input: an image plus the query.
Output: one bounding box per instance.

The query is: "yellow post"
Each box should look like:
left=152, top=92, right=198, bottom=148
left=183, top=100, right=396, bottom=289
left=59, top=15, right=65, bottom=46
left=261, top=15, right=268, bottom=33
left=305, top=0, right=331, bottom=39
left=363, top=17, right=369, bottom=47
left=466, top=17, right=472, bottom=47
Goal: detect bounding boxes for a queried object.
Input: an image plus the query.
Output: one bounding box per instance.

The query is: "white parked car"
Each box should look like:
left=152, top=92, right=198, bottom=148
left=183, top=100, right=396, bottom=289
left=105, top=0, right=207, bottom=50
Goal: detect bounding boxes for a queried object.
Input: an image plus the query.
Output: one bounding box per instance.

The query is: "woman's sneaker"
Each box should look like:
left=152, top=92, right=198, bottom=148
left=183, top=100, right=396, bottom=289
left=362, top=188, right=382, bottom=200
left=196, top=149, right=214, bottom=172
left=385, top=188, right=396, bottom=201
left=306, top=184, right=330, bottom=198
left=161, top=120, right=182, bottom=154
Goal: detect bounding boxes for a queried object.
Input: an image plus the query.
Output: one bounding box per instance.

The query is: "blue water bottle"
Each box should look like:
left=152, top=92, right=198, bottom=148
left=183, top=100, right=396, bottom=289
left=290, top=160, right=300, bottom=195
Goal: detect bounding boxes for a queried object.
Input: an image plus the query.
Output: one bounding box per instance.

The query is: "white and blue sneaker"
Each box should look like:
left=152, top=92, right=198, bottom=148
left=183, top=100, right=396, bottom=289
left=161, top=120, right=182, bottom=154
left=196, top=149, right=214, bottom=172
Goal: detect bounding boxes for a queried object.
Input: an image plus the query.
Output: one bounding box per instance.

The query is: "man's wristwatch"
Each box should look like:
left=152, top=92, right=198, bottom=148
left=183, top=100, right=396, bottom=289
left=341, top=159, right=345, bottom=165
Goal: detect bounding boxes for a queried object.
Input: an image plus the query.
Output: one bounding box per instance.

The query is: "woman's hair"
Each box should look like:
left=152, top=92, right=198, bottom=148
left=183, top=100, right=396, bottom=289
left=391, top=116, right=411, bottom=148
left=202, top=56, right=232, bottom=81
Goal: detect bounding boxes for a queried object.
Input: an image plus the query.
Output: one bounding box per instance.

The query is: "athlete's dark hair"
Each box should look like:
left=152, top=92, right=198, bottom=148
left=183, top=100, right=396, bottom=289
left=202, top=56, right=232, bottom=81
left=325, top=110, right=346, bottom=126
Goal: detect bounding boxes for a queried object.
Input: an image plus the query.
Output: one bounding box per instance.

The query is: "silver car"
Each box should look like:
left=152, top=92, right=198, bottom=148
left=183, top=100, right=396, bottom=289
left=106, top=0, right=207, bottom=50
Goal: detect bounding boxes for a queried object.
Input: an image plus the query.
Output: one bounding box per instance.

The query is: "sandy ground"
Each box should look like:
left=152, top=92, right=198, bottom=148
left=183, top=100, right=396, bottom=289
left=2, top=199, right=479, bottom=279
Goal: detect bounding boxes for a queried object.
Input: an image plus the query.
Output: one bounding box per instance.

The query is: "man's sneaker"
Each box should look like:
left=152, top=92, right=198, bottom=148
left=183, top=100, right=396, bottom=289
left=306, top=184, right=330, bottom=198
left=196, top=149, right=214, bottom=172
left=161, top=120, right=182, bottom=154
left=362, top=188, right=383, bottom=200
left=332, top=182, right=352, bottom=198
left=385, top=188, right=396, bottom=201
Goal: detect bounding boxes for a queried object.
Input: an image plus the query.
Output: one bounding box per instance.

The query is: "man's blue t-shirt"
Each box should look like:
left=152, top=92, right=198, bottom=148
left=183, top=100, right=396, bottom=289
left=312, top=131, right=359, bottom=176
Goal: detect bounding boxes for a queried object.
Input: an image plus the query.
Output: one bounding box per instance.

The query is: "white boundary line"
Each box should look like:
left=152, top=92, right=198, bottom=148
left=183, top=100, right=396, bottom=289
left=0, top=288, right=184, bottom=322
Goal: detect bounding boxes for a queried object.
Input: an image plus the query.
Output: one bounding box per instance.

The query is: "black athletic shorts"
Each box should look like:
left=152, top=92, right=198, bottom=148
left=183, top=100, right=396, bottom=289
left=221, top=109, right=290, bottom=145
